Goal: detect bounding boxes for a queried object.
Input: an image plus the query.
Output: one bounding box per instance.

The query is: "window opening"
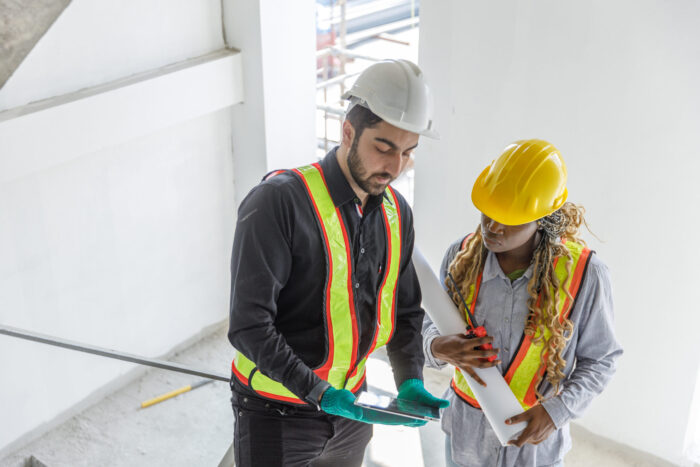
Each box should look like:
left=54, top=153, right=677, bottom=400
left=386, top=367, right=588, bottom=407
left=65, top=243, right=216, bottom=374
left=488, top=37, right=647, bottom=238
left=315, top=0, right=420, bottom=205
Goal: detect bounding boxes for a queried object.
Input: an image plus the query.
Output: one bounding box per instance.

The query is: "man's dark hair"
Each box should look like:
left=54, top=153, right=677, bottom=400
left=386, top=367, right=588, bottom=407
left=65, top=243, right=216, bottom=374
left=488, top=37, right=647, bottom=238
left=345, top=104, right=383, bottom=141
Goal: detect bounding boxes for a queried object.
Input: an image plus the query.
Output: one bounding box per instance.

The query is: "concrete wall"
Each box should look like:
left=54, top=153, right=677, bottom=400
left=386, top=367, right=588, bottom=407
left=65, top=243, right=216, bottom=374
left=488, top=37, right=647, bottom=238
left=415, top=1, right=700, bottom=464
left=0, top=0, right=235, bottom=453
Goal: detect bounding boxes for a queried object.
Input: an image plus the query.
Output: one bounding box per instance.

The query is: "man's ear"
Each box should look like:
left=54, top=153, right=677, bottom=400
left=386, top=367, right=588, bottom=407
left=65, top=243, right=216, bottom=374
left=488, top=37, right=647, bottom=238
left=341, top=120, right=355, bottom=147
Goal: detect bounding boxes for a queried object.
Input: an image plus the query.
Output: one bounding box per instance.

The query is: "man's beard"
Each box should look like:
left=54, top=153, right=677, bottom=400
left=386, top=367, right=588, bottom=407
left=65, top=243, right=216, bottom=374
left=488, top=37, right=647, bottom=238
left=347, top=137, right=394, bottom=196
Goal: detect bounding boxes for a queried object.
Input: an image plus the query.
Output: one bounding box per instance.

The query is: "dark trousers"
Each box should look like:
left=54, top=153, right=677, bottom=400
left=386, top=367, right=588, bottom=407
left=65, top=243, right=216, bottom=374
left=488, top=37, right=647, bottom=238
left=232, top=391, right=373, bottom=467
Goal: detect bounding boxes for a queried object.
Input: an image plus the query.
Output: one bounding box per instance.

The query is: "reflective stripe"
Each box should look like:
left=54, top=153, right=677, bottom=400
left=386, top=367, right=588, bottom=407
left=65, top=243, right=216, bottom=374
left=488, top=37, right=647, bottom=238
left=463, top=274, right=481, bottom=329
left=333, top=186, right=402, bottom=391
left=370, top=187, right=402, bottom=349
left=264, top=169, right=287, bottom=181
left=510, top=242, right=591, bottom=408
left=452, top=239, right=591, bottom=409
left=460, top=234, right=472, bottom=250
left=452, top=369, right=480, bottom=407
left=232, top=164, right=402, bottom=404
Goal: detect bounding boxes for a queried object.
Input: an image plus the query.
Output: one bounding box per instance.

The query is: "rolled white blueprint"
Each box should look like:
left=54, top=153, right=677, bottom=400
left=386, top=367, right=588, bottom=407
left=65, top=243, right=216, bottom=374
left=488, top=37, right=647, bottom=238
left=413, top=246, right=526, bottom=446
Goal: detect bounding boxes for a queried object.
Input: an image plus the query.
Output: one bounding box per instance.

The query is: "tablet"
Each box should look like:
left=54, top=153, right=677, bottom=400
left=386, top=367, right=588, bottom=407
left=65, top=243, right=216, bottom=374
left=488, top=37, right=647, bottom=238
left=354, top=391, right=441, bottom=421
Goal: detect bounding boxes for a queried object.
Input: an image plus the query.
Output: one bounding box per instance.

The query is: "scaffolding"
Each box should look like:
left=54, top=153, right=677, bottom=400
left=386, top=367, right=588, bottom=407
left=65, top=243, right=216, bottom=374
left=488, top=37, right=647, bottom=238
left=315, top=0, right=419, bottom=154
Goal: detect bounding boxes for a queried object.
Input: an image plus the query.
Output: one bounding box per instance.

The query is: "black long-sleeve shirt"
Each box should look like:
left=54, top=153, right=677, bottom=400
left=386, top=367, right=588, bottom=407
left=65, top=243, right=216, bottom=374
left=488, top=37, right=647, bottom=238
left=228, top=148, right=425, bottom=407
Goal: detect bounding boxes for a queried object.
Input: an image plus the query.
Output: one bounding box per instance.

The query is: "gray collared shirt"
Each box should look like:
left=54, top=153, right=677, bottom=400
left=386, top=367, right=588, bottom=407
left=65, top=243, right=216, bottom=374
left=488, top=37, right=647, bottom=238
left=423, top=238, right=623, bottom=467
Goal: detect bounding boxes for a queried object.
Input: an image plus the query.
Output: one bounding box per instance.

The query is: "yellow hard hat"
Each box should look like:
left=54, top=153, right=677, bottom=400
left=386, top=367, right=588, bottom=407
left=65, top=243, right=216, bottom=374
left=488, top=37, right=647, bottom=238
left=471, top=139, right=568, bottom=226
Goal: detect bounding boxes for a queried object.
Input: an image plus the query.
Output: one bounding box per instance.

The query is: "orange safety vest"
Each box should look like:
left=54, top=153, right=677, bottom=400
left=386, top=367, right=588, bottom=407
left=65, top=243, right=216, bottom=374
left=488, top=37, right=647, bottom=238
left=231, top=163, right=403, bottom=404
left=451, top=235, right=592, bottom=410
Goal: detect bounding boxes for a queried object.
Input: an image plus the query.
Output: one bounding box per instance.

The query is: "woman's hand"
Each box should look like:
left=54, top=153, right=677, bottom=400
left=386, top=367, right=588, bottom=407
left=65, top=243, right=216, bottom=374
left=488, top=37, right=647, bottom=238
left=430, top=333, right=500, bottom=386
left=505, top=404, right=556, bottom=446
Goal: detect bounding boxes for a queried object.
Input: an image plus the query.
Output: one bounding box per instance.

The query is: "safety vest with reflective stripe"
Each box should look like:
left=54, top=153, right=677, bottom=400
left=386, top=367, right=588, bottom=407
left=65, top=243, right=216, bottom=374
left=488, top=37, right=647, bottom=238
left=451, top=236, right=592, bottom=410
left=231, top=163, right=403, bottom=405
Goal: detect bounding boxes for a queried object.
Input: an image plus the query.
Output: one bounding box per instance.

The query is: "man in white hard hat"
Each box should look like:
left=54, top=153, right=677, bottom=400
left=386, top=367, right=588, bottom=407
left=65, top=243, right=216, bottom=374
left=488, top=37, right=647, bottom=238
left=228, top=59, right=446, bottom=466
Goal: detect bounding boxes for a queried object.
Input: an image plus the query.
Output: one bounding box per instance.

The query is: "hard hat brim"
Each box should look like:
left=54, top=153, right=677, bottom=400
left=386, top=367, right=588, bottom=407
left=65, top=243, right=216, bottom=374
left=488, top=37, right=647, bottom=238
left=342, top=94, right=440, bottom=139
left=382, top=115, right=440, bottom=139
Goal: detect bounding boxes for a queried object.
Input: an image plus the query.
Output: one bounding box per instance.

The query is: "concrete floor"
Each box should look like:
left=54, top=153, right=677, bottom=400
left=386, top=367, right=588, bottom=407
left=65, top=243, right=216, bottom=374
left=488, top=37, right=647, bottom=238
left=1, top=323, right=676, bottom=467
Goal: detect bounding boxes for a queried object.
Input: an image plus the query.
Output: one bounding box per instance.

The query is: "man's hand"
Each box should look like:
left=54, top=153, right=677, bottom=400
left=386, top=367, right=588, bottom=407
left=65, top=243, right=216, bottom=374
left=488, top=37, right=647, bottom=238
left=431, top=333, right=500, bottom=386
left=397, top=379, right=449, bottom=409
left=505, top=404, right=556, bottom=447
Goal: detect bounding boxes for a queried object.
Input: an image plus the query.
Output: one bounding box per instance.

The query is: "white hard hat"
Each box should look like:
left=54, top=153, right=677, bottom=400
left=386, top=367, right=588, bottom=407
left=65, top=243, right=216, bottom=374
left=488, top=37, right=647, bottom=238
left=341, top=59, right=439, bottom=139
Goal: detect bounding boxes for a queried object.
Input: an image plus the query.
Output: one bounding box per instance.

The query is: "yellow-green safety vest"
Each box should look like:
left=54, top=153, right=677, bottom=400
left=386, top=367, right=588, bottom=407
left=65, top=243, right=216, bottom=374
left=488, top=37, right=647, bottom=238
left=451, top=236, right=592, bottom=410
left=231, top=163, right=403, bottom=404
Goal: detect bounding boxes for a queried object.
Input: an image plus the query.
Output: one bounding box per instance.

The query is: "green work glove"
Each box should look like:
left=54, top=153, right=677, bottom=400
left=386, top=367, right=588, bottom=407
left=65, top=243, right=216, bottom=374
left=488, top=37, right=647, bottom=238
left=397, top=379, right=450, bottom=409
left=320, top=387, right=426, bottom=427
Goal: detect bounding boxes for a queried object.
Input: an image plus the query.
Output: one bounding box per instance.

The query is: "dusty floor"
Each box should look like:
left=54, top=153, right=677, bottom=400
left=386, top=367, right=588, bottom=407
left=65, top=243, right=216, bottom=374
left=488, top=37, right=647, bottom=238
left=1, top=324, right=674, bottom=467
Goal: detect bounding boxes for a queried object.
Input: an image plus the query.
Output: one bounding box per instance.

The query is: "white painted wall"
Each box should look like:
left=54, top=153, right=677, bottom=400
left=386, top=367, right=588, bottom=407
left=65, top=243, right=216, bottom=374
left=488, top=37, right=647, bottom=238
left=0, top=107, right=236, bottom=452
left=223, top=0, right=317, bottom=202
left=0, top=0, right=236, bottom=453
left=0, top=0, right=318, bottom=454
left=0, top=0, right=224, bottom=111
left=222, top=0, right=269, bottom=205
left=258, top=0, right=317, bottom=171
left=416, top=1, right=700, bottom=464
left=0, top=50, right=243, bottom=185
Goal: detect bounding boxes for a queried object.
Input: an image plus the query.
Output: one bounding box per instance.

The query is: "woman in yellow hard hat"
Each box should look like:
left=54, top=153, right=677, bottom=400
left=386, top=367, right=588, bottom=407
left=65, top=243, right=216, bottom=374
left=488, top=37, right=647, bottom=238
left=422, top=139, right=623, bottom=466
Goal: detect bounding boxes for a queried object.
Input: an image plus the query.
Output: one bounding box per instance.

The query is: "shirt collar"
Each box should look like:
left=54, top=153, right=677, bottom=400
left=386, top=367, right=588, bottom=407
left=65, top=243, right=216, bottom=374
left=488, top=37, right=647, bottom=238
left=319, top=147, right=385, bottom=212
left=482, top=250, right=534, bottom=283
